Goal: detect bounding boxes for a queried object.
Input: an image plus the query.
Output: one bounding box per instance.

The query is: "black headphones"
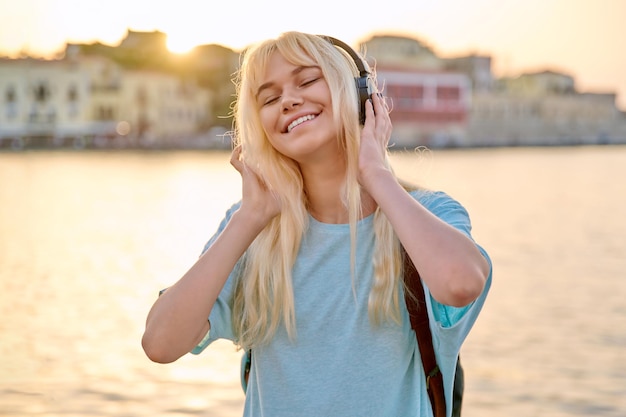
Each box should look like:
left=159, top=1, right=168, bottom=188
left=320, top=35, right=374, bottom=125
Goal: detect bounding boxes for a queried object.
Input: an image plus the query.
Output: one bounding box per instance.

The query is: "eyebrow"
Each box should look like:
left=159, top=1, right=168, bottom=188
left=255, top=65, right=319, bottom=99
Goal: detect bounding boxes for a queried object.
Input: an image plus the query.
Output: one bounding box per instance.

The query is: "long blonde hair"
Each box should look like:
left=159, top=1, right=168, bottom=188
left=231, top=32, right=403, bottom=349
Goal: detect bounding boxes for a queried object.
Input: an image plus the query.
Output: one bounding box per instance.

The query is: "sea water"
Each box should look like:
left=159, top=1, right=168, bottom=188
left=0, top=146, right=624, bottom=416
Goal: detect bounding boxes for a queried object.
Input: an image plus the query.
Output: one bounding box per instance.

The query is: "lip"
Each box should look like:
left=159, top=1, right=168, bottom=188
left=283, top=111, right=320, bottom=133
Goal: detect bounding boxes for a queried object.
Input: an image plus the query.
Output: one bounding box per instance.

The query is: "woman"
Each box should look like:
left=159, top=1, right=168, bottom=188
left=142, top=31, right=492, bottom=417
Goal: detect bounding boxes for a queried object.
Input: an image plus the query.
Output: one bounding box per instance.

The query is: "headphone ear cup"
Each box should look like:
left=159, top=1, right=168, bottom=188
left=355, top=76, right=373, bottom=125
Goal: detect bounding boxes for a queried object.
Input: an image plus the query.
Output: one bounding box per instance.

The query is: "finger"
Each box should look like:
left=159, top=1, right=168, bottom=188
left=363, top=98, right=375, bottom=128
left=375, top=94, right=392, bottom=122
left=230, top=145, right=244, bottom=173
left=373, top=93, right=391, bottom=116
left=371, top=94, right=392, bottom=146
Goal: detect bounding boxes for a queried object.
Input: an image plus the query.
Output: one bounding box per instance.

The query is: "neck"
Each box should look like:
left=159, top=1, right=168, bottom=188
left=300, top=160, right=376, bottom=224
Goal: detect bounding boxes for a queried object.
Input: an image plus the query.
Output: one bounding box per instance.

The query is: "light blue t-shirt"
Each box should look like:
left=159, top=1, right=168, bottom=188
left=193, top=190, right=492, bottom=417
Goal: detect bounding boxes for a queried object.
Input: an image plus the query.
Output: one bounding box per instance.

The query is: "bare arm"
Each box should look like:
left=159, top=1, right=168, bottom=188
left=142, top=147, right=280, bottom=363
left=358, top=95, right=489, bottom=307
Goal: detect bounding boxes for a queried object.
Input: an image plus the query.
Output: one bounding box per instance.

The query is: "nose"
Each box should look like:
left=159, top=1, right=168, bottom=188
left=281, top=90, right=303, bottom=112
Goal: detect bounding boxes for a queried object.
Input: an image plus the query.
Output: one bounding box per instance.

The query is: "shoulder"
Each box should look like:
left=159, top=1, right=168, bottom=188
left=409, top=188, right=462, bottom=209
left=408, top=189, right=472, bottom=232
left=201, top=201, right=242, bottom=255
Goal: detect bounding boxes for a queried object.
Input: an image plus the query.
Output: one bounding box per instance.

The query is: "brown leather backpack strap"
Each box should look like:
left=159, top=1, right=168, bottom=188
left=403, top=248, right=447, bottom=417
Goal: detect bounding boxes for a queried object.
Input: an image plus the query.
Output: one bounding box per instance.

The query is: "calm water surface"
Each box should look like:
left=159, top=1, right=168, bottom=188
left=0, top=146, right=624, bottom=417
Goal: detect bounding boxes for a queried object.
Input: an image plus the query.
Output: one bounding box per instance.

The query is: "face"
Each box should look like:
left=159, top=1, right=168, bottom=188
left=256, top=51, right=341, bottom=163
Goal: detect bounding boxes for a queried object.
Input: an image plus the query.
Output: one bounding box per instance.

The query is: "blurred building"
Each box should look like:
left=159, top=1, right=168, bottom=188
left=0, top=54, right=210, bottom=149
left=118, top=29, right=168, bottom=53
left=361, top=34, right=626, bottom=147
left=470, top=71, right=624, bottom=146
left=187, top=43, right=240, bottom=130
left=362, top=35, right=471, bottom=148
left=376, top=67, right=471, bottom=148
left=363, top=35, right=443, bottom=70
left=444, top=54, right=494, bottom=93
left=3, top=29, right=625, bottom=149
left=0, top=58, right=93, bottom=148
left=114, top=67, right=210, bottom=148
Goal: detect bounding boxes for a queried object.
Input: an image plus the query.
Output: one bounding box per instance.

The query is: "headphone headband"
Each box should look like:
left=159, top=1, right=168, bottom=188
left=319, top=35, right=370, bottom=78
left=319, top=35, right=373, bottom=124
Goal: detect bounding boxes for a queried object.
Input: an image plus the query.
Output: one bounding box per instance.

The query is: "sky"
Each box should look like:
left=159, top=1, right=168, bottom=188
left=1, top=0, right=625, bottom=109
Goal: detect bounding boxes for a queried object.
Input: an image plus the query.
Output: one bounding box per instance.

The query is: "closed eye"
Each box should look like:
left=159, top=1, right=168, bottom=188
left=259, top=74, right=321, bottom=106
left=262, top=96, right=280, bottom=106
left=300, top=77, right=320, bottom=87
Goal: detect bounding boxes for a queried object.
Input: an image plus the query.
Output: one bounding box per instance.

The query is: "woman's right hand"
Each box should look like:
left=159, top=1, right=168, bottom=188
left=230, top=145, right=282, bottom=228
left=142, top=145, right=282, bottom=364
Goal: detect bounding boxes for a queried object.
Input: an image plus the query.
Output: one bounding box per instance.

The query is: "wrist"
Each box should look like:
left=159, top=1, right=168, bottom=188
left=359, top=164, right=394, bottom=193
left=233, top=205, right=275, bottom=234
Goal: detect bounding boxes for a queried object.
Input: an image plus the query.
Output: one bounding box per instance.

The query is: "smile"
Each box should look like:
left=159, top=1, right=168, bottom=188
left=287, top=114, right=316, bottom=132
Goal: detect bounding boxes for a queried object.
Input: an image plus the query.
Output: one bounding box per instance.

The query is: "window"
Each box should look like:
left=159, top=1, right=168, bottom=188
left=96, top=105, right=114, bottom=120
left=67, top=85, right=80, bottom=118
left=436, top=86, right=460, bottom=101
left=4, top=86, right=18, bottom=119
left=34, top=83, right=50, bottom=103
left=68, top=85, right=78, bottom=102
left=137, top=86, right=148, bottom=106
left=387, top=84, right=425, bottom=110
left=5, top=86, right=16, bottom=103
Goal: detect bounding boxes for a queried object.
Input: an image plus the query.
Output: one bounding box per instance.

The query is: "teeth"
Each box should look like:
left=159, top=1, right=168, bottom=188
left=287, top=115, right=316, bottom=132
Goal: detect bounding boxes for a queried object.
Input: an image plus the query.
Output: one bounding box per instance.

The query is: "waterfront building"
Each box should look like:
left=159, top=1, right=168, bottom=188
left=2, top=29, right=625, bottom=149
left=0, top=58, right=92, bottom=148
left=376, top=67, right=471, bottom=148
left=362, top=34, right=626, bottom=147
left=501, top=70, right=576, bottom=96
left=362, top=35, right=443, bottom=71
left=469, top=70, right=624, bottom=146
left=0, top=53, right=211, bottom=149
left=115, top=69, right=210, bottom=148
left=361, top=35, right=471, bottom=148
left=444, top=55, right=495, bottom=93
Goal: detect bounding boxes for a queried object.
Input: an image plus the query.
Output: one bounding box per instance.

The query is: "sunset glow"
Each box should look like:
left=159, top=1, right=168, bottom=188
left=166, top=36, right=197, bottom=55
left=1, top=0, right=625, bottom=109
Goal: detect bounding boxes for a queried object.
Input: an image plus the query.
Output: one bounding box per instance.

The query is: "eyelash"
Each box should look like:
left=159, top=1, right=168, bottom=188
left=263, top=97, right=279, bottom=106
left=262, top=77, right=320, bottom=106
left=301, top=77, right=319, bottom=87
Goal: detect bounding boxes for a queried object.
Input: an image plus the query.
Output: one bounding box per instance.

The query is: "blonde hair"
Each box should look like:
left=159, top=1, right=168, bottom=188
left=231, top=32, right=403, bottom=350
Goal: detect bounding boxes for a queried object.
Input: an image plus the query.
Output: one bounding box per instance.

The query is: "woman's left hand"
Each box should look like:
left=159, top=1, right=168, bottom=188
left=358, top=92, right=393, bottom=190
